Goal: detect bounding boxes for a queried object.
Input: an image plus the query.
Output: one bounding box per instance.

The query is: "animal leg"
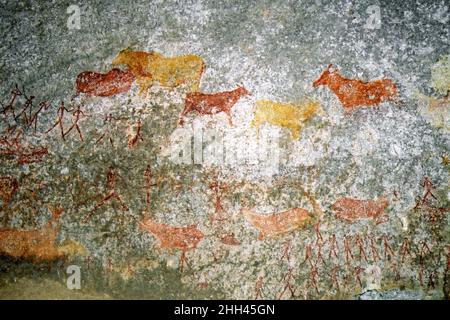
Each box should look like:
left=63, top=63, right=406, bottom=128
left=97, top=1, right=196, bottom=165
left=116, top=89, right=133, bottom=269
left=137, top=78, right=151, bottom=96
left=178, top=106, right=190, bottom=126
left=179, top=251, right=191, bottom=273
left=290, top=128, right=300, bottom=140
left=226, top=111, right=233, bottom=126
left=375, top=215, right=389, bottom=225
left=257, top=232, right=266, bottom=241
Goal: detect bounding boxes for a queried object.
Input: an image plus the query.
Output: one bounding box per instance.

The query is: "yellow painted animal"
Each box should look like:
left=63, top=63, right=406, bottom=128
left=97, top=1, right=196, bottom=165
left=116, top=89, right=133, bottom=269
left=251, top=99, right=320, bottom=139
left=415, top=92, right=449, bottom=131
left=112, top=49, right=205, bottom=94
left=431, top=54, right=450, bottom=96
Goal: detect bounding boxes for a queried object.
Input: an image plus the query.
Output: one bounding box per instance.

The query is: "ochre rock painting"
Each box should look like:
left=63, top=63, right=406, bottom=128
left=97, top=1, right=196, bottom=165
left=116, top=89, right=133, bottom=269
left=251, top=99, right=320, bottom=139
left=112, top=49, right=205, bottom=94
left=0, top=1, right=450, bottom=299
left=0, top=207, right=86, bottom=262
left=313, top=64, right=397, bottom=109
left=178, top=85, right=250, bottom=125
left=139, top=217, right=204, bottom=272
left=0, top=176, right=18, bottom=211
left=332, top=197, right=389, bottom=225
left=75, top=68, right=135, bottom=97
left=242, top=192, right=322, bottom=240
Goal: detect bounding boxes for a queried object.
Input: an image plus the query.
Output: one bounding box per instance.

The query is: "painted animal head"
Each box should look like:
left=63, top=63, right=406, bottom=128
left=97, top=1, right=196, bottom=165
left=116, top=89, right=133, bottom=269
left=112, top=48, right=133, bottom=66
left=313, top=64, right=337, bottom=87
left=236, top=84, right=251, bottom=97
left=47, top=206, right=64, bottom=227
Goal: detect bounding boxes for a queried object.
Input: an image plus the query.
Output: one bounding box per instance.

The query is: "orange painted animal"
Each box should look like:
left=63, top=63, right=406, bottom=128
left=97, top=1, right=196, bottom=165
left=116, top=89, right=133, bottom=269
left=242, top=192, right=322, bottom=240
left=139, top=217, right=204, bottom=271
left=0, top=206, right=64, bottom=261
left=75, top=68, right=135, bottom=97
left=220, top=233, right=241, bottom=246
left=178, top=85, right=250, bottom=126
left=112, top=49, right=205, bottom=94
left=313, top=64, right=397, bottom=109
left=0, top=176, right=18, bottom=211
left=332, top=197, right=389, bottom=224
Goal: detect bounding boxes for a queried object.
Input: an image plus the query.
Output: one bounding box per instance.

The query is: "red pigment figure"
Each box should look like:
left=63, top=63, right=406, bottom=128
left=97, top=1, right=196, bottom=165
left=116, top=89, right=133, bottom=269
left=219, top=233, right=240, bottom=246
left=419, top=259, right=425, bottom=287
left=63, top=105, right=86, bottom=141
left=313, top=64, right=397, bottom=110
left=0, top=127, right=48, bottom=165
left=128, top=119, right=143, bottom=148
left=332, top=197, right=389, bottom=224
left=143, top=165, right=157, bottom=211
left=355, top=234, right=368, bottom=262
left=255, top=276, right=265, bottom=300
left=28, top=101, right=50, bottom=133
left=354, top=266, right=364, bottom=288
left=139, top=217, right=204, bottom=273
left=178, top=85, right=250, bottom=126
left=75, top=68, right=135, bottom=97
left=419, top=240, right=432, bottom=257
left=95, top=114, right=125, bottom=147
left=1, top=84, right=22, bottom=119
left=400, top=237, right=412, bottom=263
left=309, top=265, right=320, bottom=294
left=343, top=236, right=354, bottom=265
left=17, top=146, right=48, bottom=165
left=328, top=234, right=339, bottom=259
left=421, top=177, right=437, bottom=204
left=367, top=235, right=380, bottom=262
left=83, top=167, right=129, bottom=223
left=315, top=241, right=325, bottom=266
left=314, top=221, right=323, bottom=246
left=14, top=93, right=34, bottom=125
left=330, top=266, right=340, bottom=291
left=303, top=243, right=314, bottom=267
left=280, top=239, right=292, bottom=262
left=382, top=235, right=395, bottom=261
left=278, top=268, right=297, bottom=299
left=428, top=271, right=436, bottom=290
left=46, top=101, right=71, bottom=140
left=208, top=176, right=230, bottom=223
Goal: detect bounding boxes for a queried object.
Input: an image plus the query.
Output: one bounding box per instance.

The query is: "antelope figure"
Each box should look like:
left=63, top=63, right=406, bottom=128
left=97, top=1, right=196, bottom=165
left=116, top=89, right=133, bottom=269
left=242, top=192, right=322, bottom=240
left=0, top=207, right=68, bottom=261
left=112, top=49, right=205, bottom=94
left=139, top=217, right=204, bottom=272
left=313, top=64, right=397, bottom=109
left=332, top=197, right=389, bottom=224
left=178, top=85, right=250, bottom=126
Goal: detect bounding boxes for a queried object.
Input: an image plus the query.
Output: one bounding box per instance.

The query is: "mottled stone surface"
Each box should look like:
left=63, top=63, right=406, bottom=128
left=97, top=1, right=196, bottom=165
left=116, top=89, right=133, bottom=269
left=0, top=0, right=448, bottom=299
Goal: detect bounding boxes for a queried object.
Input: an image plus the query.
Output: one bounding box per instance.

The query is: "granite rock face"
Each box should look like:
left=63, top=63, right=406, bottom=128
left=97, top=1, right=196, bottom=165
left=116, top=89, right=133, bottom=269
left=0, top=0, right=448, bottom=299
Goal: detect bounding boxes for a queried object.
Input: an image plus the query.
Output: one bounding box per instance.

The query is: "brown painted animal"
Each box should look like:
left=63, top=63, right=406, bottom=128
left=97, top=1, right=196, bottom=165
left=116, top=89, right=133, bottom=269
left=139, top=217, right=204, bottom=271
left=313, top=64, right=397, bottom=109
left=242, top=192, right=322, bottom=240
left=0, top=207, right=66, bottom=262
left=178, top=85, right=250, bottom=126
left=332, top=197, right=389, bottom=224
left=112, top=49, right=205, bottom=94
left=75, top=68, right=135, bottom=97
left=0, top=176, right=18, bottom=211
